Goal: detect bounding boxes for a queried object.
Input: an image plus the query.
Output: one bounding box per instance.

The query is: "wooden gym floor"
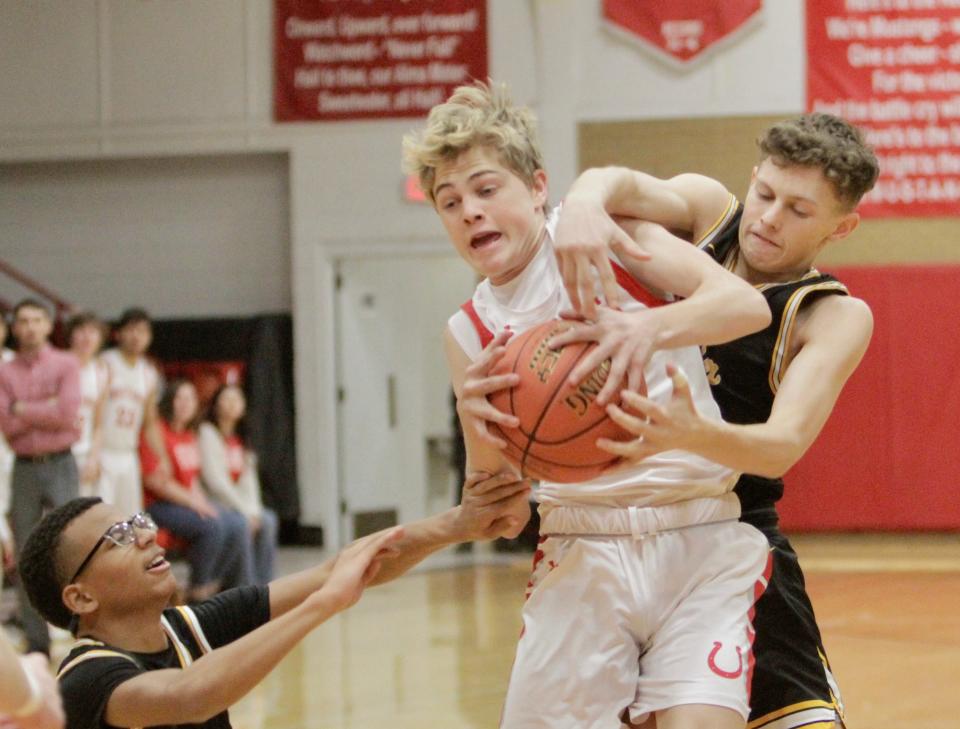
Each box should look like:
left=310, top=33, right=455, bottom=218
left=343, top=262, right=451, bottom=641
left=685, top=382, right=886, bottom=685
left=229, top=533, right=960, bottom=729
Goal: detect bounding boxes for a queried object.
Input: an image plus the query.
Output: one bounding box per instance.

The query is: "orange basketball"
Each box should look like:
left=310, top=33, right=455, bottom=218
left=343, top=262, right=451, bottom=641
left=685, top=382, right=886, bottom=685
left=488, top=320, right=631, bottom=483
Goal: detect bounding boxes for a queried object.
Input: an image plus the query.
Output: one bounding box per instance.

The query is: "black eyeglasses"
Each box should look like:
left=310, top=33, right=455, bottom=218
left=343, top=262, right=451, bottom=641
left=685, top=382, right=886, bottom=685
left=69, top=512, right=158, bottom=584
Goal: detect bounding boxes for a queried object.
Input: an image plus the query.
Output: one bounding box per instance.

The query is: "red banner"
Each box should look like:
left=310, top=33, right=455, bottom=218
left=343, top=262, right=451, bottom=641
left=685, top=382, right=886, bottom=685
left=807, top=1, right=960, bottom=217
left=275, top=0, right=487, bottom=122
left=602, top=0, right=763, bottom=67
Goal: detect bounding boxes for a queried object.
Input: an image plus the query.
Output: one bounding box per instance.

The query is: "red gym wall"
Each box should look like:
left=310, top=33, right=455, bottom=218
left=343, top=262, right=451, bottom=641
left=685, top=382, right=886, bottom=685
left=580, top=118, right=960, bottom=532
left=781, top=265, right=960, bottom=531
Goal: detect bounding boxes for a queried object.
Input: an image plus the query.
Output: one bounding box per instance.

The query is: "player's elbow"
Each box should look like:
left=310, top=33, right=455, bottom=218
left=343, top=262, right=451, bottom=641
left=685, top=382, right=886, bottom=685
left=755, top=438, right=808, bottom=478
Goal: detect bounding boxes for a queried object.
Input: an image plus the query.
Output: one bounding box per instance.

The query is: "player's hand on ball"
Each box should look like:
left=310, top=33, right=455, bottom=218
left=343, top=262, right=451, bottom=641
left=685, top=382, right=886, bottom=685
left=313, top=527, right=404, bottom=613
left=597, top=364, right=705, bottom=462
left=458, top=471, right=531, bottom=541
left=457, top=331, right=521, bottom=449
left=552, top=198, right=651, bottom=319
left=547, top=306, right=654, bottom=405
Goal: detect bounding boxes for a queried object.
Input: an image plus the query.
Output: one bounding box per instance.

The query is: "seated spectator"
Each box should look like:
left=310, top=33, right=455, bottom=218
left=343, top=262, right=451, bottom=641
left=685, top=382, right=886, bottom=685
left=198, top=385, right=277, bottom=584
left=140, top=379, right=253, bottom=601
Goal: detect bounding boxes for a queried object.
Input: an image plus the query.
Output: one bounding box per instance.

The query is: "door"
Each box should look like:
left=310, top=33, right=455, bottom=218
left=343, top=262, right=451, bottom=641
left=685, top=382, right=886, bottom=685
left=335, top=253, right=475, bottom=543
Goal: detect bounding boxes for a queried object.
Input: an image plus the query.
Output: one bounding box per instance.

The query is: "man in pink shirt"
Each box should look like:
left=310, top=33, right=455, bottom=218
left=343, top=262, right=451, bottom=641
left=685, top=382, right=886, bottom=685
left=0, top=299, right=80, bottom=655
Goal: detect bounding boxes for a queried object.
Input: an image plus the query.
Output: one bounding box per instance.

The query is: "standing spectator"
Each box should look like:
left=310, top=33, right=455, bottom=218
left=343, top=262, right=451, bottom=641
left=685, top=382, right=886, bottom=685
left=99, top=308, right=170, bottom=515
left=142, top=379, right=253, bottom=601
left=66, top=314, right=108, bottom=500
left=0, top=315, right=15, bottom=582
left=0, top=299, right=80, bottom=655
left=199, top=384, right=277, bottom=584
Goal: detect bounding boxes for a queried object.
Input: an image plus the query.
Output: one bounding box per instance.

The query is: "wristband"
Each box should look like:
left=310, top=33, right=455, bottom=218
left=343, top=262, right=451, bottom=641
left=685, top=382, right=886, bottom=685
left=10, top=661, right=43, bottom=718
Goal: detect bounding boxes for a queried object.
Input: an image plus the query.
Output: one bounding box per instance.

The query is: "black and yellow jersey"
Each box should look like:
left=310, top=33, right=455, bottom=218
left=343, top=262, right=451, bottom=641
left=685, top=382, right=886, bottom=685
left=698, top=197, right=849, bottom=519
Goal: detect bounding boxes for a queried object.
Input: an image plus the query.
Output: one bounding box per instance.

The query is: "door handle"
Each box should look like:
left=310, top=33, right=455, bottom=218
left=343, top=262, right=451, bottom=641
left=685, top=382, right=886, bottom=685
left=387, top=374, right=397, bottom=429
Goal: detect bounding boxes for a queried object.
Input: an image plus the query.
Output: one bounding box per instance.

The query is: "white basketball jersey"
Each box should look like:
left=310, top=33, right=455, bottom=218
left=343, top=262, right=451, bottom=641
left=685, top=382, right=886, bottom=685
left=72, top=358, right=109, bottom=458
left=447, top=206, right=738, bottom=509
left=100, top=349, right=159, bottom=452
left=0, top=349, right=13, bottom=471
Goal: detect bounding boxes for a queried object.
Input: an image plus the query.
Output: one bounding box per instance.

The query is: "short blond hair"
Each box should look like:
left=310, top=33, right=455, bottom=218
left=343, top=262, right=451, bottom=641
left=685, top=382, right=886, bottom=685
left=402, top=80, right=545, bottom=203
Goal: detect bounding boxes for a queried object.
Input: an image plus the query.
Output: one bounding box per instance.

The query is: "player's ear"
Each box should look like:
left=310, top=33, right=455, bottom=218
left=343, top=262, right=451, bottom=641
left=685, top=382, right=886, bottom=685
left=531, top=169, right=548, bottom=211
left=63, top=582, right=99, bottom=618
left=828, top=211, right=860, bottom=242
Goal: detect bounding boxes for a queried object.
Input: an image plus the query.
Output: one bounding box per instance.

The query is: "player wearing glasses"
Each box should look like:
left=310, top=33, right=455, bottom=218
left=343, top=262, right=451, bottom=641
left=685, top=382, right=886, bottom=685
left=16, top=480, right=528, bottom=729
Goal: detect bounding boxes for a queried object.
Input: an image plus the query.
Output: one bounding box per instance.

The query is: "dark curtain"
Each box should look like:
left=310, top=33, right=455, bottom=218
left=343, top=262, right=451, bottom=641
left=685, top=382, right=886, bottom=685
left=149, top=315, right=300, bottom=529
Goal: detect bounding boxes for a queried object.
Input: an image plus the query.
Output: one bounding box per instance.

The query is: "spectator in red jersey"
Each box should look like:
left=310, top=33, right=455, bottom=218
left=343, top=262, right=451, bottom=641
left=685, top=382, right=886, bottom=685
left=140, top=379, right=252, bottom=601
left=198, top=385, right=277, bottom=584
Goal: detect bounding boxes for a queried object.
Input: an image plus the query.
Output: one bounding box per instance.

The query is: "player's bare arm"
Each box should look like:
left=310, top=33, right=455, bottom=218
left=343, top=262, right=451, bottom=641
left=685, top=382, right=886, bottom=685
left=600, top=295, right=873, bottom=477
left=555, top=168, right=732, bottom=316
left=444, top=329, right=531, bottom=537
left=267, top=472, right=529, bottom=614
left=550, top=221, right=771, bottom=404
left=444, top=329, right=522, bottom=460
left=102, top=529, right=403, bottom=728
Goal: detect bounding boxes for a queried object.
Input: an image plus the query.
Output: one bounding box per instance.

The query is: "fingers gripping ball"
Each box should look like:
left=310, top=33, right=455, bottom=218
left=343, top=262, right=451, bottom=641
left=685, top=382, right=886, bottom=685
left=488, top=320, right=631, bottom=483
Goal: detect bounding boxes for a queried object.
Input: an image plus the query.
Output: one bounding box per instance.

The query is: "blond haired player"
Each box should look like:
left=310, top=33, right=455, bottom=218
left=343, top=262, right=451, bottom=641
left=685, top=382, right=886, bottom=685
left=404, top=81, right=774, bottom=729
left=99, top=309, right=170, bottom=516
left=553, top=113, right=879, bottom=729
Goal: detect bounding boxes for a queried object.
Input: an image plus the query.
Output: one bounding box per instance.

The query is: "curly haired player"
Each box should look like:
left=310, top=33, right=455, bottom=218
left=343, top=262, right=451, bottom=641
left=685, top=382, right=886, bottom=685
left=554, top=112, right=878, bottom=729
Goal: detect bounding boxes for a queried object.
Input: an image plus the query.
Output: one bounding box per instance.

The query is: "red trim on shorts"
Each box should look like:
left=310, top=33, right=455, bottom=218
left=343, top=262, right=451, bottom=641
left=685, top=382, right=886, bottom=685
left=461, top=300, right=495, bottom=349
left=610, top=260, right=667, bottom=308
left=746, top=552, right=774, bottom=703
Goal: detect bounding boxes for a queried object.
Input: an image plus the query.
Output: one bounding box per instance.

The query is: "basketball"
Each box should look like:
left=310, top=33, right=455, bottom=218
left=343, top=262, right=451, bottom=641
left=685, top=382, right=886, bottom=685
left=488, top=320, right=631, bottom=483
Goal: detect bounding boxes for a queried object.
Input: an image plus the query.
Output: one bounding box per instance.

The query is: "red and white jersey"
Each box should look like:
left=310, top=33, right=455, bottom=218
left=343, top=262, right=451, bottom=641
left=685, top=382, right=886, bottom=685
left=447, top=206, right=738, bottom=509
left=100, top=348, right=159, bottom=452
left=72, top=357, right=109, bottom=458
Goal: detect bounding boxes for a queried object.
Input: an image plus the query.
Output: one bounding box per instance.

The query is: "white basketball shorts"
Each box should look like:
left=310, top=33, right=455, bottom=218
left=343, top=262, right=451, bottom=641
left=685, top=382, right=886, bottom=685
left=500, top=497, right=771, bottom=729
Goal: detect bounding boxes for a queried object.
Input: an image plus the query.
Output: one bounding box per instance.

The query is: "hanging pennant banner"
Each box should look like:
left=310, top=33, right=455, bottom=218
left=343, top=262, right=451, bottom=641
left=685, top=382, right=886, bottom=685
left=275, top=0, right=487, bottom=122
left=602, top=0, right=763, bottom=67
left=807, top=1, right=960, bottom=217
